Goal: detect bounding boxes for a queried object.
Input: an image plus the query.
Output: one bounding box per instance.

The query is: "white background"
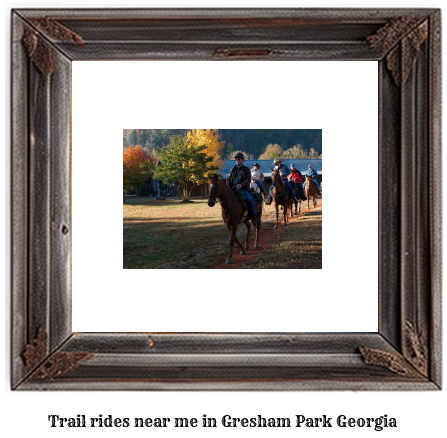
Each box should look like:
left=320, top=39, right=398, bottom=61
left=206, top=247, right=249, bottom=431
left=2, top=1, right=445, bottom=438
left=72, top=60, right=378, bottom=332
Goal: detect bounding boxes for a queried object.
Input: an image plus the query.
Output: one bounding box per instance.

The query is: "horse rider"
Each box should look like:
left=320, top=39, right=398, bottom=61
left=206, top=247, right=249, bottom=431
left=265, top=158, right=299, bottom=205
left=227, top=152, right=259, bottom=225
left=289, top=163, right=307, bottom=201
left=251, top=163, right=267, bottom=196
left=303, top=164, right=321, bottom=193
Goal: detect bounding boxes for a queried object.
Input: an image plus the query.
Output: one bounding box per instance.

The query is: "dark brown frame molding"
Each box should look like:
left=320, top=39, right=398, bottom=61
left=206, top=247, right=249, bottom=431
left=11, top=8, right=442, bottom=390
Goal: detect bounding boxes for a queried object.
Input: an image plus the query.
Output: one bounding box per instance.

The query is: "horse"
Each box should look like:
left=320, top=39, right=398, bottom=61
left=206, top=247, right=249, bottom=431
left=289, top=181, right=302, bottom=215
left=207, top=175, right=262, bottom=264
left=305, top=175, right=318, bottom=208
left=280, top=183, right=302, bottom=215
left=270, top=168, right=294, bottom=229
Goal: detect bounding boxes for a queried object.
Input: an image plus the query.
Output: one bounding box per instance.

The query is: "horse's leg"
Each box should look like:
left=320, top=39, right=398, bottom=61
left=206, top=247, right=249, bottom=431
left=254, top=217, right=261, bottom=248
left=243, top=220, right=251, bottom=252
left=226, top=223, right=244, bottom=249
left=274, top=203, right=279, bottom=229
left=226, top=225, right=238, bottom=264
left=254, top=204, right=261, bottom=248
left=227, top=224, right=242, bottom=248
left=294, top=189, right=299, bottom=215
left=282, top=198, right=288, bottom=226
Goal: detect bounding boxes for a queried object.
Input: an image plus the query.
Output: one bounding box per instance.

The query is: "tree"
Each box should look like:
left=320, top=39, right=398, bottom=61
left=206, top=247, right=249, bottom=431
left=258, top=143, right=284, bottom=160
left=282, top=144, right=308, bottom=159
left=128, top=129, right=138, bottom=147
left=186, top=129, right=226, bottom=176
left=148, top=146, right=160, bottom=163
left=123, top=146, right=154, bottom=189
left=225, top=142, right=234, bottom=158
left=136, top=129, right=146, bottom=148
left=308, top=147, right=322, bottom=159
left=142, top=129, right=323, bottom=158
left=281, top=144, right=323, bottom=159
left=152, top=136, right=217, bottom=202
left=123, top=129, right=130, bottom=148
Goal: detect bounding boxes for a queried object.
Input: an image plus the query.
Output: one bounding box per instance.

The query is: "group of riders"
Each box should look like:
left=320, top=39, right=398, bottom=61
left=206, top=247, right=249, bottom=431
left=226, top=152, right=321, bottom=225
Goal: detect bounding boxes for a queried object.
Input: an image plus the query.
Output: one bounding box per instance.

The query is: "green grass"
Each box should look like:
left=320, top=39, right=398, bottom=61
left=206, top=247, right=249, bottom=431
left=248, top=205, right=322, bottom=269
left=123, top=196, right=322, bottom=269
left=124, top=198, right=246, bottom=268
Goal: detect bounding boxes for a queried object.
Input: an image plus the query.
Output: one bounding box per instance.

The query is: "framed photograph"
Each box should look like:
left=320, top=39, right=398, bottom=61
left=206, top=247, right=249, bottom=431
left=11, top=8, right=441, bottom=390
left=120, top=128, right=324, bottom=270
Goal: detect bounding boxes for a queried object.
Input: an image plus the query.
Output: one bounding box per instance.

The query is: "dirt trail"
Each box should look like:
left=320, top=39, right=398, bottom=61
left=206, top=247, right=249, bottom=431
left=211, top=200, right=322, bottom=269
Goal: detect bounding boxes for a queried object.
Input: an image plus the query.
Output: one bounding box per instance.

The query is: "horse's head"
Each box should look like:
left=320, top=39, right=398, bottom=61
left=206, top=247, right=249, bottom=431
left=207, top=174, right=220, bottom=207
left=306, top=175, right=316, bottom=192
left=271, top=168, right=283, bottom=188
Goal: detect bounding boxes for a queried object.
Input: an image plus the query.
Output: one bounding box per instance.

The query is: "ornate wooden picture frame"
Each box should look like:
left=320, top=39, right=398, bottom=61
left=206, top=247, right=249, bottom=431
left=11, top=8, right=441, bottom=390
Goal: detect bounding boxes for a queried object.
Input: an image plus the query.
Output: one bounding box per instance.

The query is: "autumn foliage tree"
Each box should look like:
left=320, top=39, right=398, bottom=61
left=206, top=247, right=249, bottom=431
left=123, top=146, right=154, bottom=190
left=258, top=143, right=323, bottom=160
left=282, top=144, right=308, bottom=159
left=186, top=129, right=226, bottom=177
left=258, top=143, right=284, bottom=160
left=282, top=144, right=322, bottom=159
left=152, top=136, right=217, bottom=202
left=308, top=147, right=322, bottom=159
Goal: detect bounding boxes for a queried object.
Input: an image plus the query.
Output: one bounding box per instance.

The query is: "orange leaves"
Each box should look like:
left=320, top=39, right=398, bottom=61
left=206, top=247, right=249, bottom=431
left=123, top=145, right=155, bottom=187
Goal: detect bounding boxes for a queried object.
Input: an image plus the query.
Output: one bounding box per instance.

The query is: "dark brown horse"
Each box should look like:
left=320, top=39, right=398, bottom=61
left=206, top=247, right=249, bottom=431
left=291, top=183, right=302, bottom=215
left=305, top=175, right=318, bottom=208
left=270, top=168, right=293, bottom=229
left=207, top=175, right=262, bottom=264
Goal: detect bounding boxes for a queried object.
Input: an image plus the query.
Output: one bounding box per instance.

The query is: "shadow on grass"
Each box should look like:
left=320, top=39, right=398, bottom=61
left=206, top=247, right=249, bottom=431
left=123, top=216, right=221, bottom=223
left=248, top=207, right=322, bottom=269
left=124, top=198, right=322, bottom=269
left=124, top=217, right=253, bottom=269
left=124, top=197, right=206, bottom=206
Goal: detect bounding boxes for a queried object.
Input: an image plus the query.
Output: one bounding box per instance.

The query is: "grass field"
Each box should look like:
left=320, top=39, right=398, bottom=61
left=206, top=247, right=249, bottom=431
left=247, top=206, right=322, bottom=269
left=123, top=196, right=322, bottom=269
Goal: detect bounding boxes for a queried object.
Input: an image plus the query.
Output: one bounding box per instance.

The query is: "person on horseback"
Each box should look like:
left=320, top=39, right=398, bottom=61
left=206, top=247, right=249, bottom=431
left=303, top=164, right=321, bottom=193
left=265, top=159, right=299, bottom=205
left=289, top=163, right=307, bottom=201
left=251, top=163, right=267, bottom=196
left=227, top=152, right=259, bottom=225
